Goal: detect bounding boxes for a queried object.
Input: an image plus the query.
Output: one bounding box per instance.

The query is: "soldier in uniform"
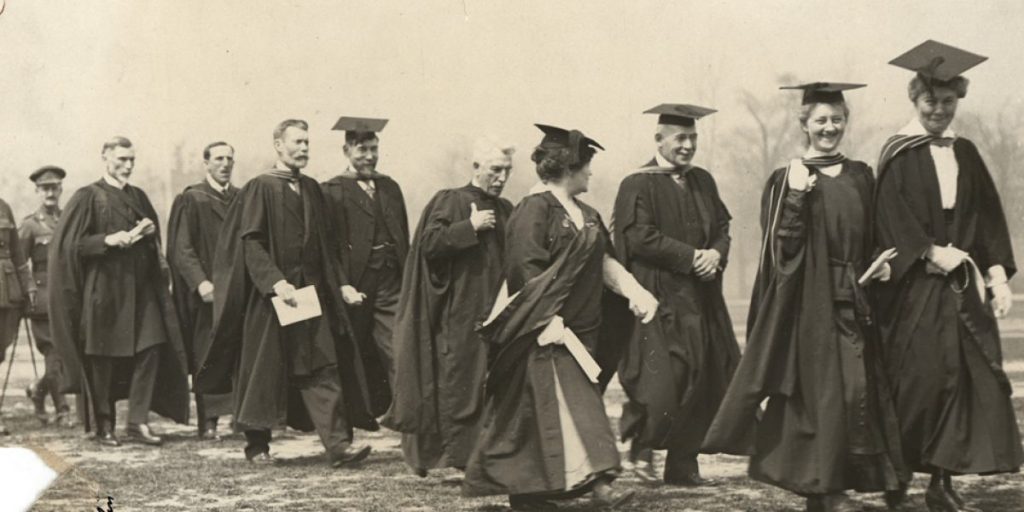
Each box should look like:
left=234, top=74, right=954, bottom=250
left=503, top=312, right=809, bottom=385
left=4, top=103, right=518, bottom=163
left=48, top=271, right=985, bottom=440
left=19, top=166, right=75, bottom=427
left=322, top=117, right=409, bottom=410
left=0, top=194, right=35, bottom=435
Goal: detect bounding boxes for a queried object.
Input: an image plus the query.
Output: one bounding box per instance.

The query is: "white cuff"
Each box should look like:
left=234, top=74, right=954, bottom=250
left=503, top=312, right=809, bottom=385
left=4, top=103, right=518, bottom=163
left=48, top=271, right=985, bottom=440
left=986, top=265, right=1009, bottom=287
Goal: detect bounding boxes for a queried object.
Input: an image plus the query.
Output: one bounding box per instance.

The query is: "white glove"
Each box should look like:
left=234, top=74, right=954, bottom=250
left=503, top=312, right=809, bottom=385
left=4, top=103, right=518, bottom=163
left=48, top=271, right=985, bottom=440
left=537, top=315, right=565, bottom=346
left=991, top=282, right=1013, bottom=319
left=787, top=159, right=817, bottom=192
left=341, top=285, right=366, bottom=305
left=198, top=280, right=215, bottom=303
left=273, top=280, right=297, bottom=307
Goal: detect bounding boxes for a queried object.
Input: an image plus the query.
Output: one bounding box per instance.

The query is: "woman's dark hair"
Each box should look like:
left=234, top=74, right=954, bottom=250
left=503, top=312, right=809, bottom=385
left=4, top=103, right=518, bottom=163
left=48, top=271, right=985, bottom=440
left=908, top=75, right=969, bottom=101
left=531, top=144, right=595, bottom=182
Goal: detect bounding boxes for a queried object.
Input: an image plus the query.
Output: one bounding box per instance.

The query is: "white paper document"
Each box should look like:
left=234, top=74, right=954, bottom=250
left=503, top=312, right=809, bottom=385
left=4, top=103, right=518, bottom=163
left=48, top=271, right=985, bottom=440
left=271, top=285, right=322, bottom=326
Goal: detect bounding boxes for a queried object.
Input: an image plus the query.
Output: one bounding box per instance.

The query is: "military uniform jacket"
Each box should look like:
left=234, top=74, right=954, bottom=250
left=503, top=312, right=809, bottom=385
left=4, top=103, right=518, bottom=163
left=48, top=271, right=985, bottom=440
left=18, top=206, right=60, bottom=318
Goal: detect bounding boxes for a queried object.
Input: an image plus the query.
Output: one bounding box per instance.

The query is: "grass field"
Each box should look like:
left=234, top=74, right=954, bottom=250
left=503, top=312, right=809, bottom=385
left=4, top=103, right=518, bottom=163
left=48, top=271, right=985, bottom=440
left=3, top=308, right=1023, bottom=511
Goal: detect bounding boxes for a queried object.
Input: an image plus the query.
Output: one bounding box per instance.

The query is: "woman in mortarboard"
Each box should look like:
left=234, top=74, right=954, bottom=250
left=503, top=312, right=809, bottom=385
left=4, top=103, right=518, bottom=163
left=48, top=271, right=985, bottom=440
left=703, top=83, right=909, bottom=512
left=463, top=124, right=658, bottom=510
left=873, top=41, right=1021, bottom=512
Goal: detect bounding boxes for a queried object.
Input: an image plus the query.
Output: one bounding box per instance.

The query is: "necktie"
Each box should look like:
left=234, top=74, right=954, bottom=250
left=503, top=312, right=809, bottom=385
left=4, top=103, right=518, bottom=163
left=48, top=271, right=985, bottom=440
left=360, top=180, right=375, bottom=199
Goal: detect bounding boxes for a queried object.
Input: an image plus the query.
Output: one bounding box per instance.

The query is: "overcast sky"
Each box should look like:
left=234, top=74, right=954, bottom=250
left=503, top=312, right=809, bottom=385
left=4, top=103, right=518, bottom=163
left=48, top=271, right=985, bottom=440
left=2, top=0, right=1022, bottom=215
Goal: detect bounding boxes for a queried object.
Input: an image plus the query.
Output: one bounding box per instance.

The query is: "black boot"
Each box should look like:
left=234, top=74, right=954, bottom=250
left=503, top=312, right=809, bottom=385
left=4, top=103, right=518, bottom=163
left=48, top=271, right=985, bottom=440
left=925, top=471, right=958, bottom=512
left=943, top=474, right=980, bottom=512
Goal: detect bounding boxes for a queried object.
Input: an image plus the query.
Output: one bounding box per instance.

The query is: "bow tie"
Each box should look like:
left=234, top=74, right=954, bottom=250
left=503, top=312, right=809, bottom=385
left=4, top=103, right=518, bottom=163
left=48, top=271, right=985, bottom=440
left=930, top=137, right=955, bottom=148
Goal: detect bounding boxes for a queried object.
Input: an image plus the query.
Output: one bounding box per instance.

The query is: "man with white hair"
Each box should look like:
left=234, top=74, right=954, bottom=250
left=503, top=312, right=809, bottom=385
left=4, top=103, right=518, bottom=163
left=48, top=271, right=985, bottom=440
left=383, top=137, right=515, bottom=476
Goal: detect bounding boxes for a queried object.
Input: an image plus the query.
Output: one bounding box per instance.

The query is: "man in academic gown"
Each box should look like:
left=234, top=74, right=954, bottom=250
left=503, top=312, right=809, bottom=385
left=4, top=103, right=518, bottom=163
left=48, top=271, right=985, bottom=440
left=196, top=119, right=381, bottom=466
left=20, top=166, right=75, bottom=428
left=321, top=116, right=409, bottom=408
left=383, top=137, right=515, bottom=475
left=612, top=105, right=740, bottom=486
left=49, top=136, right=191, bottom=447
left=167, top=141, right=238, bottom=441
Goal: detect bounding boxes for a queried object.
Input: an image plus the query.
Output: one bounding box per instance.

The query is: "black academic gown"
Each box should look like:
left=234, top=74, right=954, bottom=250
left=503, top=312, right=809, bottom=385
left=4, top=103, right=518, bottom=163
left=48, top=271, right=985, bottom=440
left=195, top=173, right=382, bottom=431
left=612, top=161, right=740, bottom=454
left=463, top=192, right=620, bottom=499
left=384, top=184, right=513, bottom=472
left=167, top=180, right=237, bottom=419
left=48, top=181, right=190, bottom=431
left=703, top=161, right=907, bottom=494
left=874, top=137, right=1022, bottom=474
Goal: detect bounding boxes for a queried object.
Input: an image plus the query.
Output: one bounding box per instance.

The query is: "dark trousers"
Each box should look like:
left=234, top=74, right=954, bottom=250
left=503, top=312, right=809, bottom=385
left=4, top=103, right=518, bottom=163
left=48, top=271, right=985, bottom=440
left=88, top=345, right=160, bottom=428
left=630, top=438, right=700, bottom=480
left=196, top=392, right=232, bottom=430
left=353, top=256, right=401, bottom=386
left=30, top=318, right=68, bottom=410
left=244, top=365, right=352, bottom=460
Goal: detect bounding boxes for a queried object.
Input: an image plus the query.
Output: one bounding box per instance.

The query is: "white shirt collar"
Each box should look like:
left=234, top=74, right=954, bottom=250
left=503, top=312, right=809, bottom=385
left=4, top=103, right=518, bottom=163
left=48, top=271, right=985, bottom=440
left=274, top=160, right=297, bottom=172
left=898, top=117, right=956, bottom=138
left=102, top=174, right=126, bottom=190
left=654, top=151, right=675, bottom=169
left=206, top=175, right=230, bottom=194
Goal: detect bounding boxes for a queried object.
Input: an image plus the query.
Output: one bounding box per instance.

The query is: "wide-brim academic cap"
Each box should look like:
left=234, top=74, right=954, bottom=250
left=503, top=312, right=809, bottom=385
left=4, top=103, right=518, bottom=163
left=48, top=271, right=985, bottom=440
left=29, top=165, right=66, bottom=184
left=889, top=40, right=987, bottom=81
left=779, top=82, right=866, bottom=104
left=535, top=124, right=604, bottom=151
left=644, top=104, right=717, bottom=126
left=332, top=116, right=389, bottom=132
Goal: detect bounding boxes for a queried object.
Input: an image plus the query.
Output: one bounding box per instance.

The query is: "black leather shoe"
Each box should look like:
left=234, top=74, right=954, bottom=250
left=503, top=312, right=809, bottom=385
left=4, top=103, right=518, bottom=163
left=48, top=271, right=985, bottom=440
left=806, top=495, right=825, bottom=512
left=199, top=419, right=222, bottom=442
left=126, top=423, right=163, bottom=446
left=925, top=482, right=959, bottom=512
left=95, top=430, right=120, bottom=447
left=884, top=482, right=909, bottom=510
left=509, top=495, right=560, bottom=510
left=665, top=472, right=717, bottom=487
left=246, top=452, right=277, bottom=465
left=55, top=409, right=77, bottom=429
left=28, top=385, right=50, bottom=425
left=943, top=475, right=981, bottom=512
left=592, top=482, right=635, bottom=509
left=330, top=444, right=372, bottom=468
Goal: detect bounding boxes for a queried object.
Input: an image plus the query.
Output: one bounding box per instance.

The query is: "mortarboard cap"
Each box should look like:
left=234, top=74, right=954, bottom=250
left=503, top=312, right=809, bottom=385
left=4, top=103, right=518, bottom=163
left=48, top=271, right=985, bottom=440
left=535, top=124, right=604, bottom=166
left=889, top=40, right=987, bottom=82
left=332, top=116, right=389, bottom=133
left=29, top=166, right=66, bottom=185
left=779, top=82, right=866, bottom=104
left=644, top=104, right=717, bottom=126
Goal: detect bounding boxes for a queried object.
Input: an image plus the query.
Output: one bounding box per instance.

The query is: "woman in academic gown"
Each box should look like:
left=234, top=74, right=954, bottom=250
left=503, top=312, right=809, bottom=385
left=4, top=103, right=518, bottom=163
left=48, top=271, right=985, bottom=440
left=702, top=83, right=908, bottom=512
left=463, top=124, right=658, bottom=510
left=874, top=42, right=1021, bottom=512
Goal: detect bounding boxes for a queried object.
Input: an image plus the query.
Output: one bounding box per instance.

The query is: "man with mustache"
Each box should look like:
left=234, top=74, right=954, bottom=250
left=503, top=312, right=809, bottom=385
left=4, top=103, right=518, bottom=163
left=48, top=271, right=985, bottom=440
left=322, top=117, right=410, bottom=415
left=197, top=119, right=380, bottom=466
left=49, top=136, right=191, bottom=447
left=384, top=137, right=515, bottom=476
left=167, top=142, right=238, bottom=441
left=20, top=166, right=75, bottom=428
left=612, top=105, right=740, bottom=486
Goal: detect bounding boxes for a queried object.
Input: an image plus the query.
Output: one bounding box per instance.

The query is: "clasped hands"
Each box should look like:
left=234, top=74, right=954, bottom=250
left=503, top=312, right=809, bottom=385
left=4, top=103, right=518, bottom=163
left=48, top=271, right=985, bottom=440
left=693, top=249, right=721, bottom=281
